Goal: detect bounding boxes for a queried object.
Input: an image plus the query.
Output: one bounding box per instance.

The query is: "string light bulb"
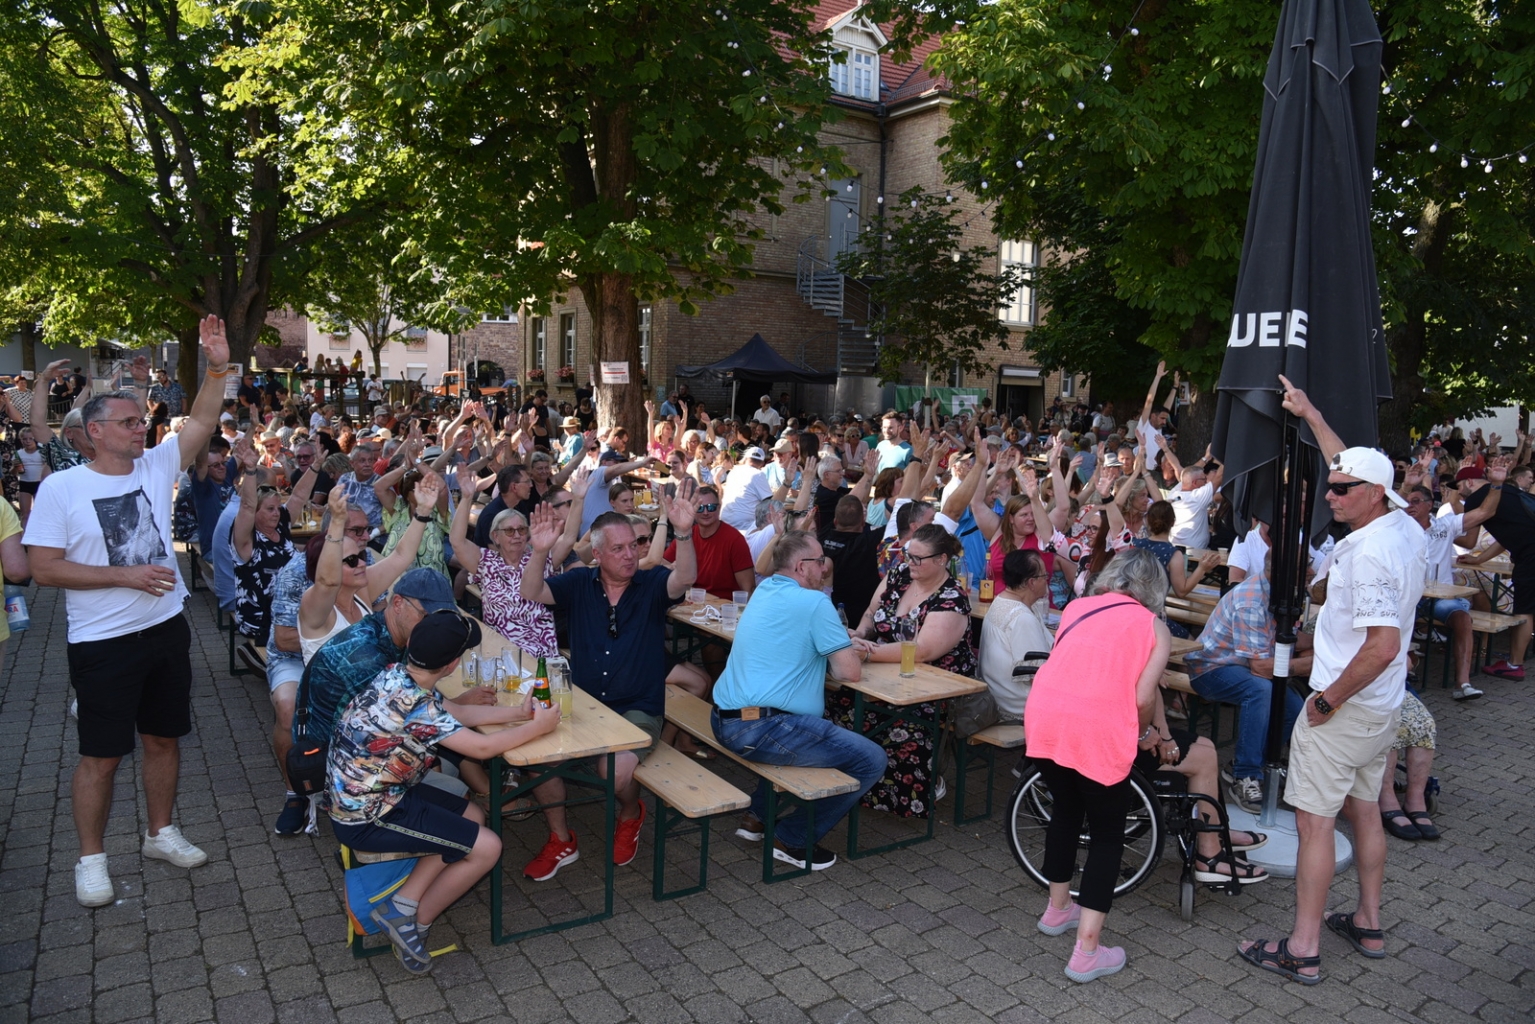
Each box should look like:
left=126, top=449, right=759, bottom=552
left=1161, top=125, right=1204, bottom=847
left=1521, top=154, right=1529, bottom=164
left=1076, top=101, right=1085, bottom=110
left=1047, top=132, right=1056, bottom=141
left=1130, top=27, right=1139, bottom=36
left=1485, top=161, right=1494, bottom=173
left=1401, top=118, right=1411, bottom=128
left=1461, top=155, right=1470, bottom=168
left=1015, top=159, right=1024, bottom=168
left=1429, top=142, right=1437, bottom=153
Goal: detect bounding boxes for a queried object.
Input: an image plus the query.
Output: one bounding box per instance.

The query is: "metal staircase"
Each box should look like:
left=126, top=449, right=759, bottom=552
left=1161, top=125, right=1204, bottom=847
left=796, top=237, right=881, bottom=376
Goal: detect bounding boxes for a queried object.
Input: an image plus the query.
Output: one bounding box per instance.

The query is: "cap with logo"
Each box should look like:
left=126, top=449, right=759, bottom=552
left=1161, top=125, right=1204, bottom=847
left=1329, top=447, right=1408, bottom=508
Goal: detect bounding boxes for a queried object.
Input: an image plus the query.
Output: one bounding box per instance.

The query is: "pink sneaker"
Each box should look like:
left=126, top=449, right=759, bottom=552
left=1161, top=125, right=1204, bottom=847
left=1065, top=940, right=1127, bottom=983
left=1484, top=660, right=1525, bottom=681
left=1038, top=900, right=1081, bottom=936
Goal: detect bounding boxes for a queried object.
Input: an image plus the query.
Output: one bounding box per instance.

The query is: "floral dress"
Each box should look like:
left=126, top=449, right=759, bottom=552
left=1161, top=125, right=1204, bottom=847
left=233, top=509, right=295, bottom=642
left=471, top=546, right=558, bottom=658
left=827, top=563, right=977, bottom=819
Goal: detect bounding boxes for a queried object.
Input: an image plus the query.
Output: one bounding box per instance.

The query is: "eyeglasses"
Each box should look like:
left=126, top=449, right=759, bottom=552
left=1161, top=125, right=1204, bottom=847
left=905, top=549, right=944, bottom=566
left=1327, top=480, right=1369, bottom=496
left=607, top=603, right=619, bottom=638
left=798, top=555, right=827, bottom=567
left=499, top=526, right=530, bottom=537
left=550, top=500, right=572, bottom=510
left=1407, top=496, right=1431, bottom=505
left=697, top=503, right=720, bottom=514
left=345, top=525, right=371, bottom=539
left=341, top=553, right=365, bottom=567
left=101, top=416, right=145, bottom=431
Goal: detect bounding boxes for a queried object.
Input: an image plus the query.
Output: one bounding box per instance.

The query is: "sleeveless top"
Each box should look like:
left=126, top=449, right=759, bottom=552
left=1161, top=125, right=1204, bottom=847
left=233, top=521, right=295, bottom=642
left=1024, top=593, right=1157, bottom=785
left=299, top=593, right=373, bottom=664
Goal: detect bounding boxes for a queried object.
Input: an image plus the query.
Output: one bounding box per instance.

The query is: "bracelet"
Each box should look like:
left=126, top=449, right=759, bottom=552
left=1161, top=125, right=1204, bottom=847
left=1138, top=724, right=1156, bottom=742
left=673, top=533, right=693, bottom=542
left=413, top=513, right=433, bottom=523
left=207, top=365, right=231, bottom=378
left=325, top=535, right=343, bottom=544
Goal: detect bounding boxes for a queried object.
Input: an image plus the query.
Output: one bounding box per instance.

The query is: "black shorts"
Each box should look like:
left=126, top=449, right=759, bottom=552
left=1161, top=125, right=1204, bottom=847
left=17, top=481, right=38, bottom=496
left=331, top=783, right=479, bottom=864
left=1511, top=567, right=1535, bottom=616
left=68, top=613, right=193, bottom=758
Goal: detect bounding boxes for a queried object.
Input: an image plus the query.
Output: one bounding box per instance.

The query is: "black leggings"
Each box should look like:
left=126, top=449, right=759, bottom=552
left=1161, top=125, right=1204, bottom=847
left=1034, top=757, right=1131, bottom=914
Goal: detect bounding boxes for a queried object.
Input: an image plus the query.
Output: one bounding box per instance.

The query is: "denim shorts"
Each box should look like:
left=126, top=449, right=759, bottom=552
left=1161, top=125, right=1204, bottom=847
left=1429, top=597, right=1471, bottom=623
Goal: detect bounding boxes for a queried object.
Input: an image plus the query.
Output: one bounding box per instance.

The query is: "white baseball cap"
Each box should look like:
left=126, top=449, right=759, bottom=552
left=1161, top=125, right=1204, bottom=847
left=745, top=446, right=767, bottom=462
left=1329, top=447, right=1407, bottom=508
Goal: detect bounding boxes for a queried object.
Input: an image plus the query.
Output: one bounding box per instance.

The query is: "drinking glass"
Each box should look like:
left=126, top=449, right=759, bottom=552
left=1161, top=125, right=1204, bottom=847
left=687, top=587, right=707, bottom=605
left=547, top=656, right=574, bottom=719
left=502, top=651, right=521, bottom=694
left=732, top=590, right=749, bottom=607
left=899, top=615, right=918, bottom=678
left=721, top=603, right=739, bottom=631
left=462, top=650, right=480, bottom=691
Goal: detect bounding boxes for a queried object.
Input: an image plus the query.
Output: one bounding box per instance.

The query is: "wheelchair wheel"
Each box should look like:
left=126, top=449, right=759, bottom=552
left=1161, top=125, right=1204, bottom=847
left=1179, top=869, right=1196, bottom=922
left=1006, top=764, right=1164, bottom=899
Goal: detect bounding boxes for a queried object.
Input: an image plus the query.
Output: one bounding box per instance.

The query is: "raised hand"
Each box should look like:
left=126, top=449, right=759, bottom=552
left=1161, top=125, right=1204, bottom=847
left=326, top=483, right=349, bottom=520
left=198, top=314, right=230, bottom=370
left=234, top=437, right=259, bottom=472
left=413, top=471, right=443, bottom=514
left=1488, top=455, right=1511, bottom=484
left=661, top=476, right=699, bottom=533
left=644, top=399, right=656, bottom=416
left=129, top=354, right=151, bottom=383
left=454, top=465, right=477, bottom=497
left=1154, top=359, right=1167, bottom=379
left=569, top=464, right=594, bottom=498
left=1020, top=467, right=1039, bottom=498
left=527, top=501, right=563, bottom=550
left=1277, top=374, right=1314, bottom=420
left=862, top=448, right=879, bottom=475
left=44, top=358, right=70, bottom=381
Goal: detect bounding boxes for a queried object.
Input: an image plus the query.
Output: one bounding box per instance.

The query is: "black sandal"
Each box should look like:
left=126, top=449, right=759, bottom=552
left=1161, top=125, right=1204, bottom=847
left=1239, top=937, right=1321, bottom=985
left=1381, top=809, right=1421, bottom=841
left=1194, top=850, right=1267, bottom=885
left=1404, top=810, right=1440, bottom=841
left=1325, top=912, right=1386, bottom=959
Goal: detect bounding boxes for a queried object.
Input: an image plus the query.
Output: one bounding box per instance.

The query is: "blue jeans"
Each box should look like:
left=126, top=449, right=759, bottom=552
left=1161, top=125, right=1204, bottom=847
left=711, top=709, right=886, bottom=849
left=1189, top=663, right=1302, bottom=781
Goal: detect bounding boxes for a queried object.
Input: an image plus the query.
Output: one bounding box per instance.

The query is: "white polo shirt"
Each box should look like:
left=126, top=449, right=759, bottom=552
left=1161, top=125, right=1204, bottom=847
left=1311, top=509, right=1426, bottom=714
left=1168, top=482, right=1213, bottom=549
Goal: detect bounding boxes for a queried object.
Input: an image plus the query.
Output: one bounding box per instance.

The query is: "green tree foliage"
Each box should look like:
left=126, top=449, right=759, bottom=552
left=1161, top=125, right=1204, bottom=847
left=0, top=0, right=388, bottom=390
left=889, top=0, right=1534, bottom=449
left=237, top=0, right=846, bottom=434
left=835, top=187, right=1023, bottom=384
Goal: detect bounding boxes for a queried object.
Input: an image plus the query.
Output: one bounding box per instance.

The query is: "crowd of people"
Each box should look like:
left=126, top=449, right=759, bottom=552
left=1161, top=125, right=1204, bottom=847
left=19, top=331, right=1535, bottom=984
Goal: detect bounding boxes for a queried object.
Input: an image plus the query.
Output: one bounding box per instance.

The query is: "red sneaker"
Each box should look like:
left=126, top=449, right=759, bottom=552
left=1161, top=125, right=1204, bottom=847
left=613, top=804, right=645, bottom=866
left=523, top=833, right=579, bottom=881
left=1483, top=660, right=1526, bottom=680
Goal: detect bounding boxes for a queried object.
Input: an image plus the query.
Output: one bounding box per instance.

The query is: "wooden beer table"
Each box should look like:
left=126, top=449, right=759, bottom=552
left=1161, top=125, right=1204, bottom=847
left=442, top=620, right=649, bottom=944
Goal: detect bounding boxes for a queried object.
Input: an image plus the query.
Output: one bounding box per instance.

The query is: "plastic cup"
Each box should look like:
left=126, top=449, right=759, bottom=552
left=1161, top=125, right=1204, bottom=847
left=732, top=590, right=749, bottom=606
left=721, top=603, right=739, bottom=630
left=899, top=640, right=918, bottom=678
left=687, top=587, right=707, bottom=605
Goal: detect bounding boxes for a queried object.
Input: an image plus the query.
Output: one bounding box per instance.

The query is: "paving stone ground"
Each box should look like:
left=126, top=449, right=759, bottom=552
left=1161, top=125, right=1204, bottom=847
left=2, top=569, right=1533, bottom=1023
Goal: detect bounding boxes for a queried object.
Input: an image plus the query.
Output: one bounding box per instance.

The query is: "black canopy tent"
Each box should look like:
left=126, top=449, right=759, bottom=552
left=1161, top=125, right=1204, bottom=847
left=675, top=333, right=836, bottom=420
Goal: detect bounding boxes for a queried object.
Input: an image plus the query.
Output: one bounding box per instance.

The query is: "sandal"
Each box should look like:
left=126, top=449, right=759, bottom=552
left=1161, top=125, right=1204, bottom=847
left=1230, top=830, right=1267, bottom=852
left=1325, top=912, right=1386, bottom=959
left=1193, top=850, right=1267, bottom=885
left=1381, top=809, right=1421, bottom=841
left=1239, top=937, right=1321, bottom=985
left=1404, top=810, right=1440, bottom=841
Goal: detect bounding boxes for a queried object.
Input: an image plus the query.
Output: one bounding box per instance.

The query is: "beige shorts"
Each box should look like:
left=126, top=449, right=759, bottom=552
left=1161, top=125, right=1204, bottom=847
left=1285, top=697, right=1400, bottom=817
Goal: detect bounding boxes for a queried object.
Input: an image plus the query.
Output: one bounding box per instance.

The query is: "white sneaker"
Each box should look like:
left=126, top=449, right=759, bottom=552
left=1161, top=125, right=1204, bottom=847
left=142, top=825, right=208, bottom=868
left=1453, top=683, right=1484, bottom=702
left=68, top=698, right=77, bottom=720
left=75, top=854, right=114, bottom=907
left=932, top=777, right=947, bottom=802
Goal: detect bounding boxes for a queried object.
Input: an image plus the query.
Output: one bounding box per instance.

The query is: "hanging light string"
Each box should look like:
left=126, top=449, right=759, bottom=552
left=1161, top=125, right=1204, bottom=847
left=1380, top=71, right=1533, bottom=175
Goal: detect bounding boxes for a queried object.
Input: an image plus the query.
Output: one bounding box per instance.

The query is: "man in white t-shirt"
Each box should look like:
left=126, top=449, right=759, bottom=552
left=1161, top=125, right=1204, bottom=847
left=27, top=314, right=231, bottom=909
left=751, top=395, right=782, bottom=433
left=720, top=447, right=784, bottom=530
left=1162, top=449, right=1222, bottom=550
left=1134, top=360, right=1175, bottom=469
left=1403, top=463, right=1506, bottom=700
left=1241, top=377, right=1426, bottom=984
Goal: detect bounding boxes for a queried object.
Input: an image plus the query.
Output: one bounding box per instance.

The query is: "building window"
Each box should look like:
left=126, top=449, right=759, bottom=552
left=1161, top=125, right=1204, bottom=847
left=482, top=307, right=517, bottom=323
left=1060, top=374, right=1076, bottom=398
left=639, top=305, right=652, bottom=371
left=559, top=313, right=576, bottom=370
left=949, top=362, right=963, bottom=388
left=830, top=48, right=878, bottom=99
left=531, top=318, right=546, bottom=370
left=999, top=239, right=1036, bottom=325
left=403, top=326, right=427, bottom=350
left=328, top=328, right=351, bottom=351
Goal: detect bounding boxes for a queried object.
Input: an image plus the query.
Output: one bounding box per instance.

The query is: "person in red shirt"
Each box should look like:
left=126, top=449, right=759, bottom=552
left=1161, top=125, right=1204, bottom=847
left=664, top=485, right=755, bottom=600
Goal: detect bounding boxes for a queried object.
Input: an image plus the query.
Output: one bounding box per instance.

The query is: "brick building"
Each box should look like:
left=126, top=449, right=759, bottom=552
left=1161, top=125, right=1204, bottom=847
left=522, top=0, right=1073, bottom=423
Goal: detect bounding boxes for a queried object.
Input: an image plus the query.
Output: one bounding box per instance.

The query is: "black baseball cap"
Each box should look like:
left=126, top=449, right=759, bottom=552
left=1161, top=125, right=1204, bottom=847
left=406, top=610, right=482, bottom=671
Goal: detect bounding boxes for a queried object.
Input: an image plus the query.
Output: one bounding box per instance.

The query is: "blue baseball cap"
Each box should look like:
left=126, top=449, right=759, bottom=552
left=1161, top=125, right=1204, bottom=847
left=392, top=568, right=457, bottom=612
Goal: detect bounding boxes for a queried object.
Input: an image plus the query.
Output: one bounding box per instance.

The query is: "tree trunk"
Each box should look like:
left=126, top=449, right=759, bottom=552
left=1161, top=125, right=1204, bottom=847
left=177, top=325, right=202, bottom=403
left=16, top=320, right=38, bottom=375
left=1378, top=198, right=1455, bottom=453
left=582, top=272, right=643, bottom=442
left=1174, top=315, right=1217, bottom=461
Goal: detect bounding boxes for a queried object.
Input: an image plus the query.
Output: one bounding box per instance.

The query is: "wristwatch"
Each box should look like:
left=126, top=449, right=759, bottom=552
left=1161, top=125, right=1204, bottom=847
left=1312, top=693, right=1337, bottom=717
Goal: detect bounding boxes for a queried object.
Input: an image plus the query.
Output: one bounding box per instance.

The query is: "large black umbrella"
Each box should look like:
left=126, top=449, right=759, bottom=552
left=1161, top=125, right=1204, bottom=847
left=1210, top=0, right=1389, bottom=821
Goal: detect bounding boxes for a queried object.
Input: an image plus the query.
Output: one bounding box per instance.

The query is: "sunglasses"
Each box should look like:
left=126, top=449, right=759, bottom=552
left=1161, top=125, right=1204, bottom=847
left=607, top=603, right=619, bottom=639
left=341, top=553, right=365, bottom=567
left=696, top=503, right=720, bottom=513
left=1327, top=480, right=1369, bottom=496
left=634, top=535, right=652, bottom=544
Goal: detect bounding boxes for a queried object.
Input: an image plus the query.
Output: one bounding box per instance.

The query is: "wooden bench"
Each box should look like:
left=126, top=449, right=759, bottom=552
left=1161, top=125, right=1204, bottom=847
left=663, top=685, right=859, bottom=883
left=633, top=741, right=751, bottom=900
left=1165, top=596, right=1215, bottom=628
left=1469, top=610, right=1527, bottom=678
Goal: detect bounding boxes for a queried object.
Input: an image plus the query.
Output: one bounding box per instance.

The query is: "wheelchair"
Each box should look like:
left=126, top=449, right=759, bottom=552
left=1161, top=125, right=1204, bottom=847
left=1006, top=760, right=1244, bottom=921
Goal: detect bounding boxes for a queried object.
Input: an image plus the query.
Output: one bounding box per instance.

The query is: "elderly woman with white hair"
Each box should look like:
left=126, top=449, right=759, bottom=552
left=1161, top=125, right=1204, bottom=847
left=450, top=466, right=580, bottom=657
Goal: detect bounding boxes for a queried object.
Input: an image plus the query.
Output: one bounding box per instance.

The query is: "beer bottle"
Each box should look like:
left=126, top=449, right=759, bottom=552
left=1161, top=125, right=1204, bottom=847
left=532, top=656, right=552, bottom=709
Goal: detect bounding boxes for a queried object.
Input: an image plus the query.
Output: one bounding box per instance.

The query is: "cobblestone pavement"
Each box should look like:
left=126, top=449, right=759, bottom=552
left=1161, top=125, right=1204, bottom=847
left=2, top=574, right=1533, bottom=1024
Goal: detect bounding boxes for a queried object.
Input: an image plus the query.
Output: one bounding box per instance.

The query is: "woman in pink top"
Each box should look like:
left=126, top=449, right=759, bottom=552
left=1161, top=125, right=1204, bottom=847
left=1023, top=547, right=1171, bottom=983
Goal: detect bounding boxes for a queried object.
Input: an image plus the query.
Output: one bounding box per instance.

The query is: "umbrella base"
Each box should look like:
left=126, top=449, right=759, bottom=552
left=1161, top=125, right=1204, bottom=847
left=1225, top=806, right=1353, bottom=879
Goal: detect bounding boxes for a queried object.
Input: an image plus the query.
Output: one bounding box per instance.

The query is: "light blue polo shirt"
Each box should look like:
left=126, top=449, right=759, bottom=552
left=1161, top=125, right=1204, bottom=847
left=713, top=574, right=852, bottom=717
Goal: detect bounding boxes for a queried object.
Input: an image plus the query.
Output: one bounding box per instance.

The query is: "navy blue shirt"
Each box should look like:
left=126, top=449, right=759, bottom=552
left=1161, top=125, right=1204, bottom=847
left=296, top=612, right=404, bottom=745
left=545, top=566, right=678, bottom=717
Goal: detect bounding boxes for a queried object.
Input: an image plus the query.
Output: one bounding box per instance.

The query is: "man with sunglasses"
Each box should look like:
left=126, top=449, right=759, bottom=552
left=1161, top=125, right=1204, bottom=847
left=1240, top=377, right=1427, bottom=983
left=27, top=315, right=233, bottom=907
left=663, top=484, right=753, bottom=601
left=518, top=482, right=701, bottom=880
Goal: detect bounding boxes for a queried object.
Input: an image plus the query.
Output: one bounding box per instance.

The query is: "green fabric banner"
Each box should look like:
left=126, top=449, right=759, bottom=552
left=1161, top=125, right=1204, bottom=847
left=892, top=386, right=988, bottom=417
